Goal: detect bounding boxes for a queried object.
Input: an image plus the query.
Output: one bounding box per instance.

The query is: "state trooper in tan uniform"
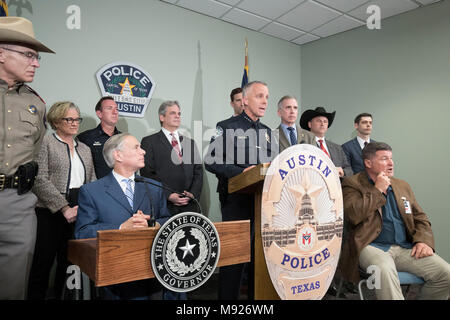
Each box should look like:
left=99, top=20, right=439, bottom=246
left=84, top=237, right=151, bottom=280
left=0, top=17, right=54, bottom=299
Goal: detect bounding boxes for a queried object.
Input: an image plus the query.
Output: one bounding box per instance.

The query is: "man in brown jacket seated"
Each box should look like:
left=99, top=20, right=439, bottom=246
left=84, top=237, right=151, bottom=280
left=340, top=142, right=450, bottom=299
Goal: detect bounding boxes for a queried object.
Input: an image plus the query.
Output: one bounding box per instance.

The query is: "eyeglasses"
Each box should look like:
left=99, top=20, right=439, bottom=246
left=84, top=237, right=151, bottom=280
left=1, top=47, right=41, bottom=62
left=61, top=117, right=83, bottom=124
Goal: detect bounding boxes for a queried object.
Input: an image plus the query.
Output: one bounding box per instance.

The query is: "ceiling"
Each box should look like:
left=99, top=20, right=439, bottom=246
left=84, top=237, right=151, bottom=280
left=160, top=0, right=442, bottom=45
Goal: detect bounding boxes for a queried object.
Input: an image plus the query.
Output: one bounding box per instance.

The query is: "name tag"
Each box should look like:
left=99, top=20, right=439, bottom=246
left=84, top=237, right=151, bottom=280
left=401, top=197, right=412, bottom=214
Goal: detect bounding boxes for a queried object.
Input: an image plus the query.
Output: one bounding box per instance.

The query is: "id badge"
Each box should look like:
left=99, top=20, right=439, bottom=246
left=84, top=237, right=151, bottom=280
left=402, top=197, right=412, bottom=214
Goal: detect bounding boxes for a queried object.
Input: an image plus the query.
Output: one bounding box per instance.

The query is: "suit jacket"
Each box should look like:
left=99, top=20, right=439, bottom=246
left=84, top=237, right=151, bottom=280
left=140, top=130, right=203, bottom=214
left=339, top=172, right=435, bottom=283
left=323, top=139, right=353, bottom=177
left=74, top=172, right=171, bottom=239
left=342, top=137, right=376, bottom=174
left=275, top=124, right=315, bottom=153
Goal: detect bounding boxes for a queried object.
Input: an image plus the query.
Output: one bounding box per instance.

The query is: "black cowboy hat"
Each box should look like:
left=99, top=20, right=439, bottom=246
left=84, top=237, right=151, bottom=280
left=299, top=106, right=336, bottom=131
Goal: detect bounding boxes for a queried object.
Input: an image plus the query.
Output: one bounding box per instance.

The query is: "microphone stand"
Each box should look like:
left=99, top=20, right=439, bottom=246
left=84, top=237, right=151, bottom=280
left=135, top=177, right=202, bottom=215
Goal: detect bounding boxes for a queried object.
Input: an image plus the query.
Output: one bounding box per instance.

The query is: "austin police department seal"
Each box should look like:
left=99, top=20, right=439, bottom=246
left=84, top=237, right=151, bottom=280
left=151, top=212, right=220, bottom=292
left=261, top=144, right=343, bottom=300
left=96, top=61, right=156, bottom=118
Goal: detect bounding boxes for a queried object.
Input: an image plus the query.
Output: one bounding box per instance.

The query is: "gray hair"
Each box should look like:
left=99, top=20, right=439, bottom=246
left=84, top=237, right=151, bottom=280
left=158, top=100, right=180, bottom=126
left=277, top=95, right=297, bottom=110
left=103, top=133, right=132, bottom=168
left=242, top=81, right=268, bottom=97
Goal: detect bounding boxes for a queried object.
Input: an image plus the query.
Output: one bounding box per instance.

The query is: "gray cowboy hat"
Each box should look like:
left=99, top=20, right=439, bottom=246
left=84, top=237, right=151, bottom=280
left=299, top=106, right=336, bottom=131
left=0, top=16, right=54, bottom=53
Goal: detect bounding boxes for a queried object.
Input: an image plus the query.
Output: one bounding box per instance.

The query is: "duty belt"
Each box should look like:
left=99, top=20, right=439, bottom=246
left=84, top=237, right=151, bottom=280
left=0, top=174, right=19, bottom=191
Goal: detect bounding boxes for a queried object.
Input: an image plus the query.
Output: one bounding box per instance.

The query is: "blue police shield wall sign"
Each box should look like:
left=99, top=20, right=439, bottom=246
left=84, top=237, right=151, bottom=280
left=96, top=61, right=156, bottom=118
left=261, top=144, right=343, bottom=300
left=151, top=212, right=220, bottom=292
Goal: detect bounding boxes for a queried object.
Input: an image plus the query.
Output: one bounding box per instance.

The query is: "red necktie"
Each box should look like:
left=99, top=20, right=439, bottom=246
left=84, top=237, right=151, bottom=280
left=171, top=133, right=182, bottom=161
left=318, top=139, right=330, bottom=157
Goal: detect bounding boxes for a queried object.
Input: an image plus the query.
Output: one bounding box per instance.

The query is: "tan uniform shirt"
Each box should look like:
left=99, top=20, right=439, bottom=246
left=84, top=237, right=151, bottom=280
left=0, top=79, right=46, bottom=176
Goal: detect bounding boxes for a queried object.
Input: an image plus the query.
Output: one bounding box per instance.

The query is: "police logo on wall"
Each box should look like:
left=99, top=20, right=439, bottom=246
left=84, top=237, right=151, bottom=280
left=151, top=212, right=220, bottom=292
left=96, top=61, right=156, bottom=118
left=261, top=144, right=343, bottom=300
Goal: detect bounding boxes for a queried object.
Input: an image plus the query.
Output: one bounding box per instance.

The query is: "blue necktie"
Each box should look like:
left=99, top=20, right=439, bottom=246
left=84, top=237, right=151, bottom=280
left=287, top=127, right=297, bottom=146
left=123, top=178, right=134, bottom=208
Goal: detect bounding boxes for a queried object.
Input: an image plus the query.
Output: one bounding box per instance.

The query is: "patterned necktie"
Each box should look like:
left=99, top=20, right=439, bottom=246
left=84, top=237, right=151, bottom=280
left=364, top=141, right=368, bottom=148
left=287, top=127, right=297, bottom=146
left=318, top=139, right=330, bottom=157
left=171, top=133, right=182, bottom=161
left=122, top=178, right=134, bottom=208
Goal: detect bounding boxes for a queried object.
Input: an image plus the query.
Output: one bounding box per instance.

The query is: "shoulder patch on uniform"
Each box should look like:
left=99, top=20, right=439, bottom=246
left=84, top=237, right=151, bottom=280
left=212, top=126, right=224, bottom=141
left=24, top=85, right=46, bottom=104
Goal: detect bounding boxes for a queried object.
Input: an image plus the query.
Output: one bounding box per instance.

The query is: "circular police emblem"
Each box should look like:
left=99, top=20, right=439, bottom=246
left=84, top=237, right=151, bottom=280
left=213, top=126, right=223, bottom=140
left=28, top=105, right=37, bottom=114
left=151, top=212, right=220, bottom=292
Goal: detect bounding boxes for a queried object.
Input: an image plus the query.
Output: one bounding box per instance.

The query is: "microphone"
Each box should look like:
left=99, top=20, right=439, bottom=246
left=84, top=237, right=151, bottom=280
left=134, top=177, right=202, bottom=214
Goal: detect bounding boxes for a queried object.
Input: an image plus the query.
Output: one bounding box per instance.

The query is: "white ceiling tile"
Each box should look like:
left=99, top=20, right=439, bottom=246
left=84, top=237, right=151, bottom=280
left=260, top=22, right=305, bottom=41
left=278, top=0, right=341, bottom=31
left=312, top=15, right=364, bottom=37
left=222, top=8, right=271, bottom=30
left=177, top=0, right=231, bottom=18
left=216, top=0, right=241, bottom=5
left=237, top=0, right=305, bottom=20
left=291, top=33, right=321, bottom=45
left=348, top=0, right=419, bottom=20
left=314, top=0, right=370, bottom=12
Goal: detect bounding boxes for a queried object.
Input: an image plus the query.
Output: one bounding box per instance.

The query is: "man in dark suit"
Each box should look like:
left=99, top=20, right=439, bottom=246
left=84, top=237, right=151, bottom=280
left=342, top=113, right=375, bottom=174
left=75, top=133, right=171, bottom=299
left=300, top=107, right=353, bottom=178
left=275, top=95, right=315, bottom=152
left=140, top=100, right=203, bottom=215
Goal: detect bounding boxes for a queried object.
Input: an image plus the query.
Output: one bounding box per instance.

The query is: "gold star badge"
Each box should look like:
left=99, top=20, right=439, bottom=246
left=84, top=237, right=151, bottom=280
left=118, top=77, right=136, bottom=95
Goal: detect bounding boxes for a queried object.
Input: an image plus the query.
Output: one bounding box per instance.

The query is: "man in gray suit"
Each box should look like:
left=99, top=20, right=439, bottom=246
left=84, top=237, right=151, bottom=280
left=300, top=107, right=353, bottom=178
left=275, top=95, right=315, bottom=152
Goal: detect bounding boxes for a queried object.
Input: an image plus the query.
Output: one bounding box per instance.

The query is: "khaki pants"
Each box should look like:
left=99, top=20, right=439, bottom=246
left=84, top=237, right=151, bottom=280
left=0, top=190, right=37, bottom=299
left=359, top=244, right=450, bottom=300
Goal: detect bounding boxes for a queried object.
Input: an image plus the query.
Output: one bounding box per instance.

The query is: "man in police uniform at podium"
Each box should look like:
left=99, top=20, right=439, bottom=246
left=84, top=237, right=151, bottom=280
left=205, top=81, right=277, bottom=300
left=0, top=17, right=54, bottom=299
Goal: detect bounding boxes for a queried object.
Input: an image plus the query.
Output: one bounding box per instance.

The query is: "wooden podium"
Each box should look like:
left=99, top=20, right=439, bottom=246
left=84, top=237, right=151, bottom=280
left=228, top=163, right=279, bottom=300
left=68, top=220, right=250, bottom=287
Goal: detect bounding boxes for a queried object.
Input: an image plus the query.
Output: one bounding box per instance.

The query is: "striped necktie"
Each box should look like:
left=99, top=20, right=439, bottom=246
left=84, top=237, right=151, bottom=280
left=122, top=178, right=134, bottom=208
left=287, top=127, right=297, bottom=146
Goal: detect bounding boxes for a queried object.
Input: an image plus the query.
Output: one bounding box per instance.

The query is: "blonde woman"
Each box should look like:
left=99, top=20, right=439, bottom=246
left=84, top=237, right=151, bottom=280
left=28, top=101, right=96, bottom=300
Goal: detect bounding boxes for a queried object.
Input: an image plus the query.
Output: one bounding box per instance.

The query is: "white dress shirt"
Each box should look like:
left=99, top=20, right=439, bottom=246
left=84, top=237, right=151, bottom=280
left=357, top=136, right=371, bottom=149
left=161, top=127, right=181, bottom=149
left=55, top=134, right=85, bottom=189
left=315, top=136, right=330, bottom=154
left=112, top=170, right=135, bottom=195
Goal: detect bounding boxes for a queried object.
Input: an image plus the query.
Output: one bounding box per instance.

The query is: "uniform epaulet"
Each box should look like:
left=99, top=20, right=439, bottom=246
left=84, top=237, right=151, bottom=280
left=24, top=85, right=46, bottom=104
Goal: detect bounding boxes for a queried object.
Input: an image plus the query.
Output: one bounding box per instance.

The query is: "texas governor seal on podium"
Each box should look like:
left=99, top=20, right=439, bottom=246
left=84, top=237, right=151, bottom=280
left=151, top=212, right=220, bottom=293
left=261, top=144, right=343, bottom=300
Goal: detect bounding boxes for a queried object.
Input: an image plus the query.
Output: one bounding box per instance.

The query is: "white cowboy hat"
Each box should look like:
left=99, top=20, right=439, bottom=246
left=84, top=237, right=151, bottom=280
left=0, top=16, right=54, bottom=53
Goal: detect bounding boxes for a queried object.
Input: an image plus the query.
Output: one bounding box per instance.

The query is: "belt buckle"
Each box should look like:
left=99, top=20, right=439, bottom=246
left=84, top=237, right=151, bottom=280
left=0, top=174, right=5, bottom=191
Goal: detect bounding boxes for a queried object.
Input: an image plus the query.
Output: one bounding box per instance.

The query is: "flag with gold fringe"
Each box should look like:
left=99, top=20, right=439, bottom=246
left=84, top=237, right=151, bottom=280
left=241, top=38, right=248, bottom=88
left=0, top=1, right=8, bottom=16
